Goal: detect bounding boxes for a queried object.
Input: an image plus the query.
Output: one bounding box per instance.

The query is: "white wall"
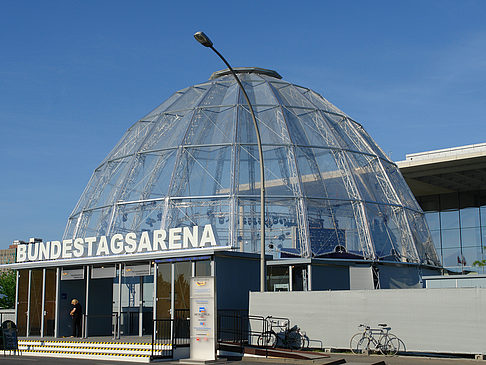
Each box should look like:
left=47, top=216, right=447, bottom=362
left=249, top=288, right=486, bottom=355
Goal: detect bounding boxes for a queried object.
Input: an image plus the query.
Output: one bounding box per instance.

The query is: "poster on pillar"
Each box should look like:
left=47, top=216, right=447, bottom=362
left=190, top=276, right=216, bottom=361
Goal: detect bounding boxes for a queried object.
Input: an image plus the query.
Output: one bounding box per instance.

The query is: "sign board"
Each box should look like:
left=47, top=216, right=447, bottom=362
left=1, top=321, right=18, bottom=352
left=16, top=224, right=217, bottom=263
left=91, top=265, right=117, bottom=279
left=190, top=276, right=216, bottom=361
left=124, top=263, right=151, bottom=277
left=61, top=267, right=85, bottom=280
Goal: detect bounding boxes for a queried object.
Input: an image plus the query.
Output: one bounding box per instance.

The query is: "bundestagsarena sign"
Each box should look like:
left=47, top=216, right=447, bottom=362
left=17, top=224, right=216, bottom=263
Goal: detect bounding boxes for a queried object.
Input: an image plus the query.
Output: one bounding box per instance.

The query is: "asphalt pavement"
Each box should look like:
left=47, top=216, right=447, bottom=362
left=0, top=354, right=484, bottom=365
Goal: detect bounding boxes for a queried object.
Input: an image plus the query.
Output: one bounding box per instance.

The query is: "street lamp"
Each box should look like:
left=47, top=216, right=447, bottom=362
left=194, top=31, right=266, bottom=292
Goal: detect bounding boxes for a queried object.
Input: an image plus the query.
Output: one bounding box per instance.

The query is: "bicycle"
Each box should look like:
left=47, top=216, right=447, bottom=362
left=349, top=323, right=400, bottom=356
left=257, top=316, right=307, bottom=350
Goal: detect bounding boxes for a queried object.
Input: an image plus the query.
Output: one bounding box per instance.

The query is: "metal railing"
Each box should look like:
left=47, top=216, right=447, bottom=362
left=217, top=309, right=271, bottom=353
left=151, top=315, right=190, bottom=359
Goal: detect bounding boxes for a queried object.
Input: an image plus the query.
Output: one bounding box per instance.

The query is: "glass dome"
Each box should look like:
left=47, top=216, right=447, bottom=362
left=63, top=68, right=439, bottom=266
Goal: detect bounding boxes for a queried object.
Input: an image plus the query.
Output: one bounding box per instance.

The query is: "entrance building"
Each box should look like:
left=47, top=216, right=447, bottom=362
left=12, top=248, right=261, bottom=338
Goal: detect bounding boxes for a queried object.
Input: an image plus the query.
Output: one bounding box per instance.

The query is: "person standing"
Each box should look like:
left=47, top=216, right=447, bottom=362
left=70, top=299, right=83, bottom=337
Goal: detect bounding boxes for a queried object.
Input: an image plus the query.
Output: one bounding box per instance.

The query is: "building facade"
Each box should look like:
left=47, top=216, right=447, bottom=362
left=398, top=143, right=486, bottom=273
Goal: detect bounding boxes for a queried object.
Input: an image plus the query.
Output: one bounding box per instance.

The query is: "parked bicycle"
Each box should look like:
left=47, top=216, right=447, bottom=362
left=349, top=323, right=400, bottom=356
left=257, top=316, right=308, bottom=350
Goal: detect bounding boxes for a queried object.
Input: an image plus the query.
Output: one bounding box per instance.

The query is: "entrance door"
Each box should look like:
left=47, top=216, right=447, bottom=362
left=156, top=263, right=171, bottom=319
left=29, top=269, right=43, bottom=336
left=43, top=269, right=56, bottom=336
left=118, top=263, right=154, bottom=336
left=17, top=270, right=29, bottom=336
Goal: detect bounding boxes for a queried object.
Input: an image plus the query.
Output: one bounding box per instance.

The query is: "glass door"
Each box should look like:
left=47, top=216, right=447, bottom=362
left=156, top=263, right=171, bottom=319
left=43, top=269, right=56, bottom=336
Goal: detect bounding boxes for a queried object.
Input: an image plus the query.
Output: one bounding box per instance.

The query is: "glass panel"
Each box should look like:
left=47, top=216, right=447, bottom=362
left=261, top=146, right=296, bottom=197
left=430, top=230, right=441, bottom=250
left=366, top=203, right=402, bottom=260
left=291, top=266, right=306, bottom=291
left=156, top=263, right=171, bottom=319
left=425, top=212, right=440, bottom=231
left=112, top=200, right=165, bottom=237
left=182, top=106, right=236, bottom=145
left=442, top=247, right=462, bottom=269
left=344, top=151, right=381, bottom=203
left=462, top=246, right=482, bottom=270
left=296, top=147, right=349, bottom=200
left=441, top=229, right=461, bottom=249
left=290, top=109, right=339, bottom=148
left=239, top=77, right=277, bottom=105
left=17, top=270, right=29, bottom=336
left=406, top=209, right=440, bottom=265
left=267, top=266, right=289, bottom=292
left=273, top=83, right=315, bottom=108
left=441, top=210, right=459, bottom=229
left=86, top=158, right=132, bottom=210
left=120, top=276, right=140, bottom=336
left=104, top=121, right=155, bottom=162
left=164, top=199, right=230, bottom=247
left=165, top=85, right=210, bottom=112
left=195, top=260, right=211, bottom=277
left=481, top=206, right=486, bottom=227
left=237, top=105, right=290, bottom=145
left=462, top=227, right=481, bottom=247
left=140, top=112, right=192, bottom=152
left=29, top=269, right=43, bottom=336
left=80, top=206, right=112, bottom=237
left=237, top=145, right=261, bottom=196
left=238, top=198, right=299, bottom=257
left=174, top=262, right=191, bottom=316
left=43, top=269, right=56, bottom=337
left=383, top=162, right=421, bottom=210
left=142, top=275, right=154, bottom=335
left=119, top=150, right=177, bottom=202
left=460, top=207, right=480, bottom=228
left=307, top=199, right=362, bottom=257
left=169, top=146, right=232, bottom=198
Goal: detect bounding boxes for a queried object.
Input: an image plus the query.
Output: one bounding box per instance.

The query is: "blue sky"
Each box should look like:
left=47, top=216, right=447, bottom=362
left=1, top=0, right=485, bottom=248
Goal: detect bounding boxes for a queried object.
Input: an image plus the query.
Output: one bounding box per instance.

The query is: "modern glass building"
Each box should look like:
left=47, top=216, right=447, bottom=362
left=6, top=68, right=441, bottom=339
left=398, top=143, right=486, bottom=273
left=63, top=67, right=438, bottom=266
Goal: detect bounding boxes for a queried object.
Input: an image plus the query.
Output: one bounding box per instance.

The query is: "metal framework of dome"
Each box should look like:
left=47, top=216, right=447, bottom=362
left=63, top=68, right=439, bottom=266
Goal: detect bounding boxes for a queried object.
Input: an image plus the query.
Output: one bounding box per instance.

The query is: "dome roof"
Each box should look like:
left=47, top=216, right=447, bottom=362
left=64, top=68, right=439, bottom=266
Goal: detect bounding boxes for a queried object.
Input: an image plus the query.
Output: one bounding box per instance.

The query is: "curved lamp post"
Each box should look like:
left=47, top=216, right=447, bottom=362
left=194, top=31, right=266, bottom=292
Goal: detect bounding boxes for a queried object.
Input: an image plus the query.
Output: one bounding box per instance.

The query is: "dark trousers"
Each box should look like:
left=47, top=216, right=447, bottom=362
left=72, top=316, right=82, bottom=337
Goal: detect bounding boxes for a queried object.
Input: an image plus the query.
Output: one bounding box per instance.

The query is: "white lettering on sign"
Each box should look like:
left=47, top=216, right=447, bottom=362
left=16, top=224, right=217, bottom=263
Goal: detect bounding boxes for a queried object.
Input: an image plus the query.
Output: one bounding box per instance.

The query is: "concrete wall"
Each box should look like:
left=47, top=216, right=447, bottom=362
left=249, top=288, right=486, bottom=355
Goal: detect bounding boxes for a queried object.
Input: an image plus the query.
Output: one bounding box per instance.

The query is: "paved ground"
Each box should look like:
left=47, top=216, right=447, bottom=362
left=0, top=354, right=484, bottom=365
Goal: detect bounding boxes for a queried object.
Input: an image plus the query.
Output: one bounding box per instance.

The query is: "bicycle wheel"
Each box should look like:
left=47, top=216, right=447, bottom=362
left=385, top=335, right=400, bottom=356
left=350, top=333, right=368, bottom=354
left=257, top=331, right=277, bottom=347
left=378, top=335, right=398, bottom=356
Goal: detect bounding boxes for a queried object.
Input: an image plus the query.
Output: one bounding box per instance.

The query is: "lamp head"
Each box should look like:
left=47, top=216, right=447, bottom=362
left=194, top=31, right=213, bottom=47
